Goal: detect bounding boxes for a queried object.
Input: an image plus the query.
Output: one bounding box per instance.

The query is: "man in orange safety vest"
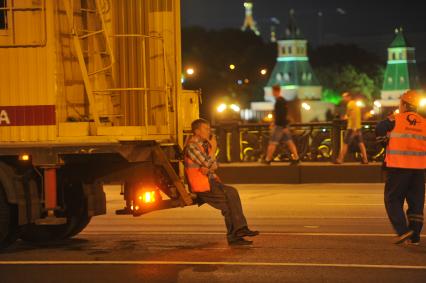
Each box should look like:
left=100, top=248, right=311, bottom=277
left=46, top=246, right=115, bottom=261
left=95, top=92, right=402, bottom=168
left=184, top=118, right=259, bottom=245
left=375, top=90, right=426, bottom=245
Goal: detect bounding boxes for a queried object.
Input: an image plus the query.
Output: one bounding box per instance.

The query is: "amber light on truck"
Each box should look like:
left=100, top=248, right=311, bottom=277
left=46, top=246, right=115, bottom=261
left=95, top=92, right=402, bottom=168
left=138, top=191, right=156, bottom=204
left=19, top=154, right=30, bottom=161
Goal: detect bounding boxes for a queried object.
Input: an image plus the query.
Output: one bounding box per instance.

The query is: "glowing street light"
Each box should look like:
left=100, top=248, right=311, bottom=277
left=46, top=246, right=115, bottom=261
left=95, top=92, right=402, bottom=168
left=260, top=68, right=267, bottom=75
left=301, top=102, right=311, bottom=111
left=230, top=104, right=240, bottom=112
left=229, top=64, right=236, bottom=70
left=186, top=67, right=195, bottom=76
left=217, top=103, right=227, bottom=113
left=355, top=100, right=365, bottom=108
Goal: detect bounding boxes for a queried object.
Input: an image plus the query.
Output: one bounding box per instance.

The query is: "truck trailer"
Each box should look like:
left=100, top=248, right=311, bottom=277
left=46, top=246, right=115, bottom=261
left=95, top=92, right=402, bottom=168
left=0, top=0, right=199, bottom=248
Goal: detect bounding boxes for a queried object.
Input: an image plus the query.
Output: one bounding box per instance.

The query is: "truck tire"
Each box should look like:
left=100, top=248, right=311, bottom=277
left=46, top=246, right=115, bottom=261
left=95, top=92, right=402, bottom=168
left=66, top=215, right=91, bottom=238
left=20, top=173, right=90, bottom=242
left=0, top=184, right=18, bottom=249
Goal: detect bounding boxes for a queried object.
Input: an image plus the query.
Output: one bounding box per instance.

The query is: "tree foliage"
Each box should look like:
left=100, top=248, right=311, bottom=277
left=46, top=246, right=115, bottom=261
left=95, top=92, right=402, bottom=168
left=309, top=44, right=384, bottom=101
left=182, top=27, right=275, bottom=117
left=182, top=29, right=388, bottom=117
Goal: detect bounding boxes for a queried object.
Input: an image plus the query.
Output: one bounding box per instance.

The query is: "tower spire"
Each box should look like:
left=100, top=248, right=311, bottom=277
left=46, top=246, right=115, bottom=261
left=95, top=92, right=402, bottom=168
left=241, top=1, right=260, bottom=36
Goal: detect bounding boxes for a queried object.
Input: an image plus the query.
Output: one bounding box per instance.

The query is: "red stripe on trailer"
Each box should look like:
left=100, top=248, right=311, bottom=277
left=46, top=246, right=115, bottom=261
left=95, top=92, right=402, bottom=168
left=0, top=105, right=56, bottom=126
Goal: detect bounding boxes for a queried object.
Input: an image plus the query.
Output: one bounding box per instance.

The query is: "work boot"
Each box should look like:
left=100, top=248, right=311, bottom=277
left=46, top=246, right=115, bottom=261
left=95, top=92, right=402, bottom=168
left=408, top=233, right=421, bottom=246
left=235, top=227, right=260, bottom=238
left=289, top=159, right=300, bottom=166
left=227, top=237, right=253, bottom=246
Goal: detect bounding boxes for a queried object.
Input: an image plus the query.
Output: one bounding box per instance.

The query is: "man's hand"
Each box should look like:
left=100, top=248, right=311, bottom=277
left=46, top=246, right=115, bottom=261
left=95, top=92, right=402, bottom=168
left=208, top=135, right=218, bottom=159
left=208, top=135, right=217, bottom=149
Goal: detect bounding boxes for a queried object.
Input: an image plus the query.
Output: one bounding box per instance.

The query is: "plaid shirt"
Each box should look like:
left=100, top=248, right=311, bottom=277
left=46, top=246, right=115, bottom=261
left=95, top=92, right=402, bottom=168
left=185, top=135, right=218, bottom=178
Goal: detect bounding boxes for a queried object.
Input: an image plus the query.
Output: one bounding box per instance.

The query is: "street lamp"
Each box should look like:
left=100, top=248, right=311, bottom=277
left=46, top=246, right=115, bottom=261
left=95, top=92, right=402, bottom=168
left=302, top=102, right=311, bottom=111
left=186, top=67, right=195, bottom=76
left=260, top=68, right=267, bottom=75
left=229, top=64, right=236, bottom=70
left=217, top=103, right=227, bottom=113
left=230, top=104, right=240, bottom=112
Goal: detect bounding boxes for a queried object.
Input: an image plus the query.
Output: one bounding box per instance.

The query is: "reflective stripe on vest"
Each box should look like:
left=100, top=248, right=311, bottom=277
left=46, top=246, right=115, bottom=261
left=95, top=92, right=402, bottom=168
left=385, top=112, right=426, bottom=169
left=184, top=142, right=211, bottom=193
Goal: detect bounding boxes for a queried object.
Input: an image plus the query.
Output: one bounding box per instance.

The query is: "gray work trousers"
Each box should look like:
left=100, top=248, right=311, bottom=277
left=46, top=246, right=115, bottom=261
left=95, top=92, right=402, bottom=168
left=197, top=179, right=248, bottom=240
left=384, top=168, right=425, bottom=241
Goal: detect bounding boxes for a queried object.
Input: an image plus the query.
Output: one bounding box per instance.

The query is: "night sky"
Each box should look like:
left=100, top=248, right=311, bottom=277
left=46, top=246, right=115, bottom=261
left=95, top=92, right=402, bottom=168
left=181, top=0, right=426, bottom=61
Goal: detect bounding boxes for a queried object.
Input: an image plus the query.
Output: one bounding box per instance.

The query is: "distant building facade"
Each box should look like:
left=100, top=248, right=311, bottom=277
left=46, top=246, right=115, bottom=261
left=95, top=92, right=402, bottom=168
left=251, top=10, right=331, bottom=123
left=379, top=28, right=420, bottom=107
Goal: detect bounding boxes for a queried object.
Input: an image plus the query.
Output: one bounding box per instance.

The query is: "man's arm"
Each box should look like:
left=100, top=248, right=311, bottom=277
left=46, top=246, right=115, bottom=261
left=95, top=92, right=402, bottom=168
left=186, top=142, right=218, bottom=171
left=375, top=118, right=395, bottom=146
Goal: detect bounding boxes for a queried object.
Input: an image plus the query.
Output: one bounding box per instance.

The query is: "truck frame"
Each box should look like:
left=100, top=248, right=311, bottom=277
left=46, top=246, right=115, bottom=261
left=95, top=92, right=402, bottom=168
left=0, top=0, right=199, bottom=248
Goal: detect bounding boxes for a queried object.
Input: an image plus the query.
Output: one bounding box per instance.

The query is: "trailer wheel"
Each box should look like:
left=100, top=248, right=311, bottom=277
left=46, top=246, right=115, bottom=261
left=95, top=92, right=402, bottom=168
left=0, top=184, right=18, bottom=249
left=20, top=173, right=90, bottom=242
left=66, top=215, right=91, bottom=238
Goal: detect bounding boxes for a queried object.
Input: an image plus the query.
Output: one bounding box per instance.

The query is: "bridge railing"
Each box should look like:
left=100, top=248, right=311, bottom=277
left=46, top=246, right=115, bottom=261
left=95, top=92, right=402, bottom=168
left=212, top=120, right=384, bottom=163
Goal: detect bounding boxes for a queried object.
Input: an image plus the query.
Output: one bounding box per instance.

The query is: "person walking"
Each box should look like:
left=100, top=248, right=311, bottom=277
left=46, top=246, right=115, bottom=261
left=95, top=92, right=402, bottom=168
left=334, top=92, right=369, bottom=164
left=263, top=84, right=300, bottom=165
left=375, top=90, right=426, bottom=245
left=184, top=118, right=259, bottom=246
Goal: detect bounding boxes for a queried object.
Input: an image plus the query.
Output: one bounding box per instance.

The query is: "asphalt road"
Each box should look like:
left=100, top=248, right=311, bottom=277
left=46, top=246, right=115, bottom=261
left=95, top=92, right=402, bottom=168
left=1, top=184, right=425, bottom=283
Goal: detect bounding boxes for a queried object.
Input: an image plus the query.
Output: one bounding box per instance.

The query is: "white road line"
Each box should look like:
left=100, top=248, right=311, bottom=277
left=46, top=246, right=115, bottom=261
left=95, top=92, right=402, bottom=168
left=317, top=203, right=383, bottom=206
left=1, top=261, right=426, bottom=270
left=79, top=231, right=425, bottom=237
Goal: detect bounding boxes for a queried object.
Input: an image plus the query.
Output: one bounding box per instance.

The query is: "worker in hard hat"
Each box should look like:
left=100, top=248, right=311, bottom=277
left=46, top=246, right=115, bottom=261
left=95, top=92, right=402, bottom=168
left=375, top=90, right=426, bottom=245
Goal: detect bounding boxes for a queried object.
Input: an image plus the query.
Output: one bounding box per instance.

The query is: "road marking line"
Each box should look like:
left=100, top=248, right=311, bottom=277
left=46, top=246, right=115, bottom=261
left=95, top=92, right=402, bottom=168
left=79, top=231, right=425, bottom=237
left=317, top=203, right=383, bottom=206
left=317, top=204, right=426, bottom=207
left=1, top=261, right=426, bottom=270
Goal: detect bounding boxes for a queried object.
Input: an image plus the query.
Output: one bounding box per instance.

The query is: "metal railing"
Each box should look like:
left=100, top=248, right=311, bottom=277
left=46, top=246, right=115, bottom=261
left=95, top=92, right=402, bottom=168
left=212, top=120, right=385, bottom=163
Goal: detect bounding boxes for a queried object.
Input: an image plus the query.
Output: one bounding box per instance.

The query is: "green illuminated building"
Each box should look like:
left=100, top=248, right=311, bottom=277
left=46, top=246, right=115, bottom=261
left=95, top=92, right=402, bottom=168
left=253, top=10, right=329, bottom=122
left=264, top=10, right=322, bottom=103
left=380, top=28, right=420, bottom=106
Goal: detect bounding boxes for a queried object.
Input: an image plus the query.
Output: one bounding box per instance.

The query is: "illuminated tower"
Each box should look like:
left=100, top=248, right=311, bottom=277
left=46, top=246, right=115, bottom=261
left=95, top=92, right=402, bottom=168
left=241, top=1, right=260, bottom=36
left=264, top=10, right=321, bottom=102
left=380, top=28, right=420, bottom=106
left=252, top=10, right=328, bottom=123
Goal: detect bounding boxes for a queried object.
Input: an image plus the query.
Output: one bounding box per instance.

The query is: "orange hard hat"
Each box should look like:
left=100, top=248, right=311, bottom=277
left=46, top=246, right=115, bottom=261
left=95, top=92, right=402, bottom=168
left=400, top=90, right=420, bottom=106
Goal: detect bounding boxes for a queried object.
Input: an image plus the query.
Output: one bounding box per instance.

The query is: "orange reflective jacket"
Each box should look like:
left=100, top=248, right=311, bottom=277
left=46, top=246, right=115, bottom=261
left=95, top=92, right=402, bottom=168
left=385, top=112, right=426, bottom=169
left=184, top=142, right=211, bottom=193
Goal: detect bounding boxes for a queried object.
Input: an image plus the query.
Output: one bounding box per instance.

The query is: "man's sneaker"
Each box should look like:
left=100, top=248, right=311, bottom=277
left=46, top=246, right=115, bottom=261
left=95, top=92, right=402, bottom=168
left=394, top=230, right=414, bottom=244
left=289, top=159, right=300, bottom=166
left=235, top=227, right=260, bottom=238
left=227, top=237, right=253, bottom=246
left=261, top=159, right=271, bottom=165
left=407, top=239, right=420, bottom=246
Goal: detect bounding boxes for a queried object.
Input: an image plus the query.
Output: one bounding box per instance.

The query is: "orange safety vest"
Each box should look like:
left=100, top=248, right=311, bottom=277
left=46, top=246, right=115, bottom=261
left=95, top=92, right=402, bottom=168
left=385, top=111, right=426, bottom=169
left=184, top=141, right=211, bottom=193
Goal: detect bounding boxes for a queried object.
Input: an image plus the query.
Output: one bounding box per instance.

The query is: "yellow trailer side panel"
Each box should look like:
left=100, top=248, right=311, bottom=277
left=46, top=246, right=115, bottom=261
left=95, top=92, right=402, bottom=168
left=0, top=0, right=56, bottom=141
